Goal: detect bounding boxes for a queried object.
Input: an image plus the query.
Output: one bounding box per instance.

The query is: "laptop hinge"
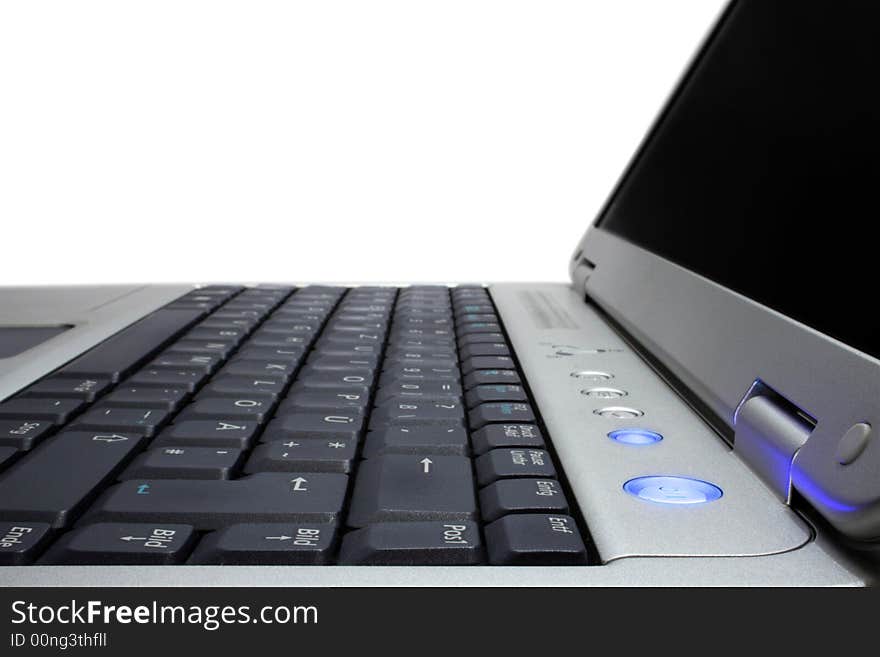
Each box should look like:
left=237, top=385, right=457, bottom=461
left=733, top=380, right=816, bottom=503
left=570, top=255, right=595, bottom=295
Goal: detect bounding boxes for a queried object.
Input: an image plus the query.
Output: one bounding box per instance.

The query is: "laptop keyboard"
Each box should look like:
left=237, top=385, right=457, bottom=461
left=0, top=285, right=592, bottom=566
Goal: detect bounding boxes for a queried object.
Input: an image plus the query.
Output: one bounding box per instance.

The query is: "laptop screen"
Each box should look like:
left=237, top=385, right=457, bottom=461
left=595, top=0, right=879, bottom=359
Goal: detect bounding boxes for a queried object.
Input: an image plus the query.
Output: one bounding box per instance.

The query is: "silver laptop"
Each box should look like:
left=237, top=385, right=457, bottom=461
left=1, top=0, right=877, bottom=586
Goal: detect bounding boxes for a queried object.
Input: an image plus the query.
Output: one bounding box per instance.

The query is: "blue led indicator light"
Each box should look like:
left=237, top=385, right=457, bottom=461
left=608, top=429, right=663, bottom=445
left=623, top=476, right=723, bottom=505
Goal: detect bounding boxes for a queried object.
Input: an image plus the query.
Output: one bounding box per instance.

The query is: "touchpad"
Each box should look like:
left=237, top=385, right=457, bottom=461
left=0, top=326, right=73, bottom=359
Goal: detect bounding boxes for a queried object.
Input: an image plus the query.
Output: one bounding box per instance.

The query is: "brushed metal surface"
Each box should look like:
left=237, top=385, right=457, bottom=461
left=0, top=285, right=195, bottom=402
left=491, top=283, right=811, bottom=560
left=0, top=282, right=863, bottom=586
left=571, top=228, right=880, bottom=540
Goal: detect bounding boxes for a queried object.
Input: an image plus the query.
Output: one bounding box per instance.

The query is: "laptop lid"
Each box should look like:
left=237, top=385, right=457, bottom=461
left=570, top=0, right=880, bottom=540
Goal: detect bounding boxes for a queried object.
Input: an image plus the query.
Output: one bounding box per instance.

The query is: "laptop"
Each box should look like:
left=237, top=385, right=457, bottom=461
left=0, top=0, right=877, bottom=586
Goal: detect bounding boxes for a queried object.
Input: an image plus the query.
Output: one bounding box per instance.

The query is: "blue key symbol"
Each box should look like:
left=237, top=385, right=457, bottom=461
left=137, top=484, right=151, bottom=495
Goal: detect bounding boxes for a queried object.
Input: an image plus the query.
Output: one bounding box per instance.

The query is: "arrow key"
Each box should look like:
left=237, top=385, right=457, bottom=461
left=347, top=454, right=477, bottom=527
left=41, top=523, right=196, bottom=564
left=189, top=523, right=337, bottom=564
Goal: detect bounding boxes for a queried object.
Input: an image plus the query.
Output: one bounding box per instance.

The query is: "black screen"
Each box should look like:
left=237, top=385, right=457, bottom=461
left=596, top=0, right=879, bottom=358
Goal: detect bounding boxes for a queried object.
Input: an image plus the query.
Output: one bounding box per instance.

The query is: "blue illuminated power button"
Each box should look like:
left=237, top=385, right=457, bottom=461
left=623, top=476, right=723, bottom=505
left=608, top=429, right=663, bottom=445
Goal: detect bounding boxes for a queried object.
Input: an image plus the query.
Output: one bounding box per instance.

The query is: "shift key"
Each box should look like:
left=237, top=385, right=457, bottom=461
left=83, top=473, right=348, bottom=530
left=0, top=431, right=146, bottom=528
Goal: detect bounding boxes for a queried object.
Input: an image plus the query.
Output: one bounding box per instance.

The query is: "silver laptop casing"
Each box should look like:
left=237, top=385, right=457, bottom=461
left=0, top=281, right=872, bottom=586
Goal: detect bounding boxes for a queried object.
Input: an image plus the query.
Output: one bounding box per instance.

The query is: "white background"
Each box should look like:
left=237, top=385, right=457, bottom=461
left=1, top=1, right=725, bottom=286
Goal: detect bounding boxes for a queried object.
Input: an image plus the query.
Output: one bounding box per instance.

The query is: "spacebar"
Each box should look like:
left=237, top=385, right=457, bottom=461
left=59, top=307, right=205, bottom=382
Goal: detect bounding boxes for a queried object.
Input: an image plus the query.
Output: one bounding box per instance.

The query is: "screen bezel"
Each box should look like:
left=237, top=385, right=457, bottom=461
left=569, top=0, right=880, bottom=540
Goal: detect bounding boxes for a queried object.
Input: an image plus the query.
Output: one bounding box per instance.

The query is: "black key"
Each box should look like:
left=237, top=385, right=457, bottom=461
left=42, top=523, right=196, bottom=565
left=457, top=322, right=502, bottom=335
left=457, top=332, right=506, bottom=346
left=362, top=426, right=470, bottom=457
left=150, top=352, right=223, bottom=373
left=312, top=345, right=382, bottom=359
left=212, top=309, right=263, bottom=321
left=458, top=342, right=510, bottom=359
left=199, top=318, right=259, bottom=332
left=0, top=447, right=17, bottom=471
left=189, top=523, right=336, bottom=565
left=305, top=355, right=378, bottom=372
left=375, top=380, right=461, bottom=403
left=456, top=313, right=498, bottom=324
left=319, top=333, right=383, bottom=346
left=245, top=440, right=357, bottom=474
left=390, top=337, right=457, bottom=349
left=199, top=375, right=286, bottom=400
left=101, top=386, right=188, bottom=411
left=0, top=522, right=53, bottom=565
left=281, top=391, right=369, bottom=412
left=463, top=368, right=521, bottom=389
left=479, top=479, right=569, bottom=522
left=475, top=448, right=556, bottom=486
left=465, top=384, right=528, bottom=408
left=468, top=402, right=535, bottom=429
left=289, top=375, right=371, bottom=394
left=471, top=423, right=545, bottom=455
left=333, top=312, right=387, bottom=323
left=22, top=376, right=111, bottom=402
left=0, top=431, right=146, bottom=527
left=339, top=521, right=483, bottom=565
left=58, top=307, right=204, bottom=382
left=250, top=333, right=310, bottom=347
left=84, top=473, right=348, bottom=529
left=388, top=358, right=458, bottom=370
left=386, top=346, right=456, bottom=360
left=177, top=397, right=275, bottom=423
left=153, top=420, right=258, bottom=449
left=186, top=327, right=247, bottom=344
left=127, top=367, right=206, bottom=392
left=167, top=340, right=233, bottom=358
left=72, top=406, right=169, bottom=437
left=121, top=446, right=243, bottom=480
left=392, top=327, right=455, bottom=340
left=461, top=356, right=516, bottom=374
left=0, top=419, right=55, bottom=450
left=235, top=346, right=305, bottom=362
left=379, top=368, right=460, bottom=387
left=222, top=300, right=275, bottom=313
left=370, top=400, right=465, bottom=427
left=221, top=359, right=297, bottom=379
left=259, top=322, right=317, bottom=337
left=262, top=412, right=365, bottom=443
left=484, top=514, right=588, bottom=565
left=347, top=454, right=477, bottom=527
left=0, top=398, right=85, bottom=424
left=453, top=304, right=494, bottom=314
left=395, top=317, right=452, bottom=328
